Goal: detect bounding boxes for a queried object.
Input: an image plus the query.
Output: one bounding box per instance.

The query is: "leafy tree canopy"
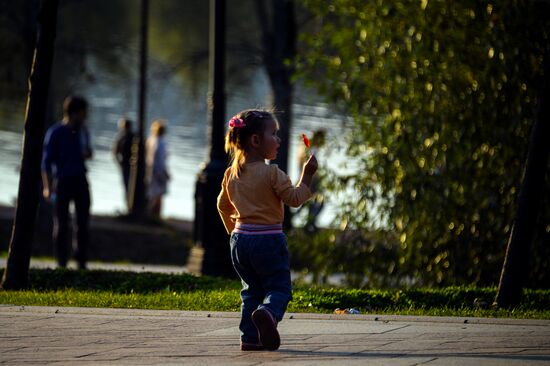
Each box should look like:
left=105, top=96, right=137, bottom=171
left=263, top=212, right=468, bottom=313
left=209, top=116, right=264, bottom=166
left=298, top=0, right=550, bottom=286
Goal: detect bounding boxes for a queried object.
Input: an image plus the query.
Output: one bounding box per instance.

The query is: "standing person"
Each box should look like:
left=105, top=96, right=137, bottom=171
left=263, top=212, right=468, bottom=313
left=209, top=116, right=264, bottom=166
left=41, top=95, right=92, bottom=270
left=112, top=117, right=134, bottom=209
left=217, top=109, right=318, bottom=351
left=145, top=119, right=170, bottom=219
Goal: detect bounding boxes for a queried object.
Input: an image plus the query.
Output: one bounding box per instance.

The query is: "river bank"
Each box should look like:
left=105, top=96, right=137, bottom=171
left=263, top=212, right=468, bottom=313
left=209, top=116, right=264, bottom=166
left=0, top=204, right=193, bottom=266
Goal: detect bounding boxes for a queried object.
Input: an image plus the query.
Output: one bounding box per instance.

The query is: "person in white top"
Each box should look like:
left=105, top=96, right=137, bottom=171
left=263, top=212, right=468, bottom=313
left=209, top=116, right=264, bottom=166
left=145, top=119, right=170, bottom=219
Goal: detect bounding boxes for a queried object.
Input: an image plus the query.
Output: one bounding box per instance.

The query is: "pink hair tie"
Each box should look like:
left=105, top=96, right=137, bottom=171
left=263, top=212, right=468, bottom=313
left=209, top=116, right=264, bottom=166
left=229, top=117, right=246, bottom=128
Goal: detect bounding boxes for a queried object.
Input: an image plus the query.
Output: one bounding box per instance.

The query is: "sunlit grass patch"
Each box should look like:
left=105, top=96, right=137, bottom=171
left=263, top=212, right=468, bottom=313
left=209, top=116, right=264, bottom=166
left=0, top=268, right=548, bottom=319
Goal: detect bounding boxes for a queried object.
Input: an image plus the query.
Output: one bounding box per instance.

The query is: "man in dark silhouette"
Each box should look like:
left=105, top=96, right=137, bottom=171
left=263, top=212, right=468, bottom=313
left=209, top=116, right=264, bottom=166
left=41, top=95, right=92, bottom=269
left=113, top=117, right=134, bottom=209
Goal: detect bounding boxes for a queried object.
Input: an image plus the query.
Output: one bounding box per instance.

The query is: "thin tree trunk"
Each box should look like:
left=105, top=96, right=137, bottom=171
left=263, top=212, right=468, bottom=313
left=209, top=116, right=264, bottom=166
left=129, top=0, right=149, bottom=218
left=256, top=0, right=296, bottom=174
left=1, top=0, right=59, bottom=290
left=494, top=54, right=550, bottom=308
left=255, top=0, right=296, bottom=229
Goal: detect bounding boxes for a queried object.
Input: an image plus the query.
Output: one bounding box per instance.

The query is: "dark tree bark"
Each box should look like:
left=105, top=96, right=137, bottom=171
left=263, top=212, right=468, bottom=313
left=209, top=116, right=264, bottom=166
left=1, top=0, right=59, bottom=290
left=128, top=0, right=149, bottom=218
left=495, top=54, right=550, bottom=308
left=255, top=0, right=296, bottom=229
left=23, top=0, right=40, bottom=71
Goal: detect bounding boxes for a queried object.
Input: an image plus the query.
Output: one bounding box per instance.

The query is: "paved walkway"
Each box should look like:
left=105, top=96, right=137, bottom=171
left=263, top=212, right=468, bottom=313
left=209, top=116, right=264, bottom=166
left=0, top=305, right=549, bottom=365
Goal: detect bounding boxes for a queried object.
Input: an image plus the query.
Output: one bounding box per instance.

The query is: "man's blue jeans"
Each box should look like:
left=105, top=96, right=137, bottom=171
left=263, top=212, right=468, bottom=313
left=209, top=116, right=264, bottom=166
left=230, top=232, right=292, bottom=344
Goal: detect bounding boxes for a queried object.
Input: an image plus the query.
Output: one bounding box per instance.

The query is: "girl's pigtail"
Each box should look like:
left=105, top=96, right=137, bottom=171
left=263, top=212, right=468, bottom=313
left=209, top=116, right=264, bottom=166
left=225, top=117, right=246, bottom=179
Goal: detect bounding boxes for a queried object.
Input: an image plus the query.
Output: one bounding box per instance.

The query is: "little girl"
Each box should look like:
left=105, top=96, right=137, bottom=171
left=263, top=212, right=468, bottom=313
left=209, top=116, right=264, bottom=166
left=217, top=109, right=318, bottom=351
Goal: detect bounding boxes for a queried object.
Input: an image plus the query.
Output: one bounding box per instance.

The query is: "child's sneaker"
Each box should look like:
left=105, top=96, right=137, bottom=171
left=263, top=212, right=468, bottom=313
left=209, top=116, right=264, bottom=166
left=240, top=342, right=265, bottom=351
left=251, top=308, right=280, bottom=351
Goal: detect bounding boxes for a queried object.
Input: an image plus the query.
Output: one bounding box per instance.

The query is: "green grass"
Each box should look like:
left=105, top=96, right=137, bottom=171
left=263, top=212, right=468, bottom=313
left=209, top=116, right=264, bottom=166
left=1, top=268, right=549, bottom=319
left=1, top=289, right=242, bottom=311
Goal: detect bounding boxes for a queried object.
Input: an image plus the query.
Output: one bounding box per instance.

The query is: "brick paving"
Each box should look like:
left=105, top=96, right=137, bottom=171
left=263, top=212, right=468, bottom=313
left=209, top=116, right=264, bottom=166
left=0, top=305, right=549, bottom=365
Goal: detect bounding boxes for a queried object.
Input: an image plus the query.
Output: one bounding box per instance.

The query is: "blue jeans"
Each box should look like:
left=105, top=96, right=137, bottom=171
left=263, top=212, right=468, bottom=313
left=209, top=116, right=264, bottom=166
left=230, top=232, right=292, bottom=344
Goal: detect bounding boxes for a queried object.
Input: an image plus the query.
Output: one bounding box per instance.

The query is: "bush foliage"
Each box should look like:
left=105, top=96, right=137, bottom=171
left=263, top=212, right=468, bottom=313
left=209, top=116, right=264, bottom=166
left=297, top=0, right=550, bottom=286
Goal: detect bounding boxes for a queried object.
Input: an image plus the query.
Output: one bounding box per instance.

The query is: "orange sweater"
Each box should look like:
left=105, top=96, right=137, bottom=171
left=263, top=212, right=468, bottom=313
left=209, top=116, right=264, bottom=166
left=217, top=161, right=312, bottom=234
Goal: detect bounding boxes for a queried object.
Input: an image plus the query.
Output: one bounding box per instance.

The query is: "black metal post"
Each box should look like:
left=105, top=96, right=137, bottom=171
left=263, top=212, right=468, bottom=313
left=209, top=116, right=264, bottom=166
left=193, top=0, right=234, bottom=277
left=129, top=0, right=148, bottom=218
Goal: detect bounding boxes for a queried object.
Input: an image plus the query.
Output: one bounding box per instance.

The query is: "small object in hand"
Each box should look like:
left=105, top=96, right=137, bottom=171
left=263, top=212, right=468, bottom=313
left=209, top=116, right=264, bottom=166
left=302, top=133, right=311, bottom=148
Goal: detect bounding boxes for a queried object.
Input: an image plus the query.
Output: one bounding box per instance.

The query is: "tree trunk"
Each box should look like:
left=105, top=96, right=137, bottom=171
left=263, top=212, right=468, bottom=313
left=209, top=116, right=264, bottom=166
left=255, top=0, right=296, bottom=229
left=494, top=54, right=550, bottom=308
left=128, top=0, right=149, bottom=219
left=1, top=0, right=59, bottom=290
left=24, top=0, right=40, bottom=72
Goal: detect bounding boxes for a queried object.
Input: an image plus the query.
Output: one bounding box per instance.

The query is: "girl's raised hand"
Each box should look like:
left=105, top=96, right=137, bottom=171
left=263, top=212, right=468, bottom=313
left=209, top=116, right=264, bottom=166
left=304, top=153, right=318, bottom=176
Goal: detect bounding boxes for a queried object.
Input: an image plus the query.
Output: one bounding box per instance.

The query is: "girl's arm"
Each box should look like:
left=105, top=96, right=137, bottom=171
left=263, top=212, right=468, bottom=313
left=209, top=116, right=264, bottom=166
left=272, top=154, right=319, bottom=207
